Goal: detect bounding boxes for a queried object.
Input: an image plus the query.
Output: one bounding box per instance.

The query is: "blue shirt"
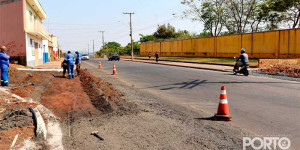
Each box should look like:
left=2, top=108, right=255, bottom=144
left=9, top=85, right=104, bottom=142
left=0, top=52, right=10, bottom=68
left=65, top=54, right=75, bottom=66
left=75, top=52, right=81, bottom=64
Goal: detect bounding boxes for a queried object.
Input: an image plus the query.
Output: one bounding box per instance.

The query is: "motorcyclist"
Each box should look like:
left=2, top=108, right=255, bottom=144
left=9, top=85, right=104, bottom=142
left=234, top=48, right=249, bottom=72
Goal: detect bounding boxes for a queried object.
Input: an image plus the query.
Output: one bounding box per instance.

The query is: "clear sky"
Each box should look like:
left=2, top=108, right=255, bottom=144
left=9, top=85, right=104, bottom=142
left=39, top=0, right=203, bottom=53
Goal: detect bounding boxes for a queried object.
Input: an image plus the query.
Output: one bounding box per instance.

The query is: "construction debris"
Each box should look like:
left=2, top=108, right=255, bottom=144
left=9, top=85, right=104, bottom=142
left=91, top=131, right=104, bottom=141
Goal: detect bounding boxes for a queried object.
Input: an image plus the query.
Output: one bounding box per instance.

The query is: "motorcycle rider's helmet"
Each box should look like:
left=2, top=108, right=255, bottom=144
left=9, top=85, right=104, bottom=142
left=241, top=48, right=246, bottom=54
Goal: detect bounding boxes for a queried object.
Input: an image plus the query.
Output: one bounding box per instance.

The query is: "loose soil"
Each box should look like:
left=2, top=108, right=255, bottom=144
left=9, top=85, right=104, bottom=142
left=0, top=92, right=35, bottom=149
left=0, top=109, right=32, bottom=130
left=80, top=69, right=137, bottom=116
left=260, top=65, right=300, bottom=78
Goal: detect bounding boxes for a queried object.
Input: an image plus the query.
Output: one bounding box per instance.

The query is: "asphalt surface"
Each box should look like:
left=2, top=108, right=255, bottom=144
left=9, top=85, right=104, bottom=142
left=88, top=59, right=300, bottom=148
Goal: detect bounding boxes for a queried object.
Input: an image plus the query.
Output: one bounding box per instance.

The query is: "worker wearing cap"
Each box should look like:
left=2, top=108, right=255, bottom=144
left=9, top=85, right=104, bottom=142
left=0, top=46, right=10, bottom=86
left=64, top=51, right=75, bottom=79
left=75, top=51, right=81, bottom=76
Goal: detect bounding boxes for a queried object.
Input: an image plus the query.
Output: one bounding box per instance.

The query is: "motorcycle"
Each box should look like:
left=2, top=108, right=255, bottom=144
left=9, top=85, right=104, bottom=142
left=233, top=57, right=250, bottom=76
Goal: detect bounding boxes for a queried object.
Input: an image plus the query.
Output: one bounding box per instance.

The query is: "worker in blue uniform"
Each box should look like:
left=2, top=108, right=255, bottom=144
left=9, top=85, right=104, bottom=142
left=75, top=51, right=81, bottom=76
left=0, top=46, right=10, bottom=86
left=65, top=51, right=75, bottom=79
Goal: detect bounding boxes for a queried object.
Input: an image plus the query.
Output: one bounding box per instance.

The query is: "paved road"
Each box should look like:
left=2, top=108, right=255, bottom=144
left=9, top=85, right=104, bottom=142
left=87, top=59, right=300, bottom=148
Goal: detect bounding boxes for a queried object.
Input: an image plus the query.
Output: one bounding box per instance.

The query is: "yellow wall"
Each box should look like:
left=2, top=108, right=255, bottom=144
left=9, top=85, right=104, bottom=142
left=140, top=28, right=300, bottom=58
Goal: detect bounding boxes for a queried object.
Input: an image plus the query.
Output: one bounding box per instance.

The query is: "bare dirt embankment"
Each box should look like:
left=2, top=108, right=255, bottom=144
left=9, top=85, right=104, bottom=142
left=260, top=65, right=300, bottom=78
left=258, top=59, right=300, bottom=78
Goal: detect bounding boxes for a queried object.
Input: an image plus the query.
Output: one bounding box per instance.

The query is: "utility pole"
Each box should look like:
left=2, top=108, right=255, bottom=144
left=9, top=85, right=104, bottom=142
left=123, top=12, right=135, bottom=60
left=99, top=31, right=105, bottom=49
left=87, top=44, right=89, bottom=55
left=93, top=40, right=95, bottom=58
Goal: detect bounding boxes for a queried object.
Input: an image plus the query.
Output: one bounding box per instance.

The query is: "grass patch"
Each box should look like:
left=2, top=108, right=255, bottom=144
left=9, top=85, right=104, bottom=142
left=121, top=56, right=258, bottom=66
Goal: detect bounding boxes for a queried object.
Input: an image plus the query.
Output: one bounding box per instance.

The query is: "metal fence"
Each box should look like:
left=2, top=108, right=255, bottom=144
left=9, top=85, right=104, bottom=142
left=140, top=28, right=300, bottom=58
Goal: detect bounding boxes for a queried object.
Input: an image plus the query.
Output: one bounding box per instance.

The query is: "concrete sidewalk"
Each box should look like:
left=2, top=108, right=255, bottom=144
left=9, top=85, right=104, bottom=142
left=122, top=58, right=235, bottom=72
left=36, top=59, right=63, bottom=69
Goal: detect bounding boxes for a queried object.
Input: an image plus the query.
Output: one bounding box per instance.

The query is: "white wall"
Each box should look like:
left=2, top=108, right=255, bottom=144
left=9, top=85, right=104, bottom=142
left=25, top=33, right=43, bottom=67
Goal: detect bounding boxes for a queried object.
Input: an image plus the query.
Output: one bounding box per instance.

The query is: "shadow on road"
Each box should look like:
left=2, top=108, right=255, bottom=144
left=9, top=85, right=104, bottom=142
left=146, top=79, right=299, bottom=90
left=194, top=117, right=214, bottom=121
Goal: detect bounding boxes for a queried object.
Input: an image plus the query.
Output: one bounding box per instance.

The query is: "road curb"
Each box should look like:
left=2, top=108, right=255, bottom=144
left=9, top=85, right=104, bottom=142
left=29, top=107, right=47, bottom=141
left=122, top=59, right=232, bottom=72
left=17, top=68, right=63, bottom=72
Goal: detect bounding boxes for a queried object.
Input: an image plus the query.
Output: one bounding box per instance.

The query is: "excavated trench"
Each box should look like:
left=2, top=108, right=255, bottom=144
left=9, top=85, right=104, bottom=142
left=0, top=67, right=137, bottom=149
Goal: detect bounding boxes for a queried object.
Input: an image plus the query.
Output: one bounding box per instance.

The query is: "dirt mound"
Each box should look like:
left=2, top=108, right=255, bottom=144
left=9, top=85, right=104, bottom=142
left=0, top=108, right=32, bottom=130
left=9, top=67, right=55, bottom=98
left=260, top=65, right=300, bottom=78
left=80, top=69, right=137, bottom=115
left=8, top=67, right=31, bottom=85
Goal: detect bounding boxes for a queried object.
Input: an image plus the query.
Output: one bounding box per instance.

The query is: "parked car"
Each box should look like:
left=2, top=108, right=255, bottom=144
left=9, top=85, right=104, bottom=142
left=108, top=53, right=120, bottom=61
left=81, top=54, right=90, bottom=60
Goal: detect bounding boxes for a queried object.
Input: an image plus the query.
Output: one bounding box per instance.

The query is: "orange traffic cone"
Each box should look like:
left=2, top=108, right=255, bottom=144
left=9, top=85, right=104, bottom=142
left=214, top=86, right=232, bottom=121
left=112, top=64, right=117, bottom=75
left=98, top=62, right=102, bottom=69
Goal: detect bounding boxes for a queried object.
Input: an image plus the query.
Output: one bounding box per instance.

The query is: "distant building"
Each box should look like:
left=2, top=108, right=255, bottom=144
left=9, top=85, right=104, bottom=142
left=0, top=0, right=60, bottom=67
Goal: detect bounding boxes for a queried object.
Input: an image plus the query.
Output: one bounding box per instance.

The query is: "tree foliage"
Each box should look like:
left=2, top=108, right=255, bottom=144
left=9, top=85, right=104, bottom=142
left=121, top=42, right=140, bottom=55
left=181, top=0, right=300, bottom=35
left=139, top=23, right=209, bottom=43
left=96, top=41, right=140, bottom=56
left=153, top=24, right=180, bottom=39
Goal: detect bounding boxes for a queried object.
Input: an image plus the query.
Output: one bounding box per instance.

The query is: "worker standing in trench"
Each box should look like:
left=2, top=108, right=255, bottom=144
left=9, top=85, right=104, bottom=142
left=65, top=51, right=75, bottom=79
left=0, top=46, right=10, bottom=86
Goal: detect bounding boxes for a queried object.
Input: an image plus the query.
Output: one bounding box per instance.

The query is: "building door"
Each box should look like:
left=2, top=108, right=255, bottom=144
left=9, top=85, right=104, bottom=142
left=35, top=43, right=39, bottom=66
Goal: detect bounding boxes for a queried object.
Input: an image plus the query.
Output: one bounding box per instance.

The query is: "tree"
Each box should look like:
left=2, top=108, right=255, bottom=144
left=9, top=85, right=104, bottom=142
left=97, top=41, right=121, bottom=55
left=153, top=24, right=180, bottom=39
left=121, top=42, right=140, bottom=55
left=182, top=0, right=226, bottom=36
left=261, top=0, right=300, bottom=29
left=223, top=0, right=260, bottom=34
left=139, top=34, right=156, bottom=42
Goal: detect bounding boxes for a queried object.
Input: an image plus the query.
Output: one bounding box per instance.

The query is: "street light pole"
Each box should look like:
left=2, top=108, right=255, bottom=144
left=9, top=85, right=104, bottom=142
left=99, top=31, right=105, bottom=49
left=123, top=12, right=135, bottom=60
